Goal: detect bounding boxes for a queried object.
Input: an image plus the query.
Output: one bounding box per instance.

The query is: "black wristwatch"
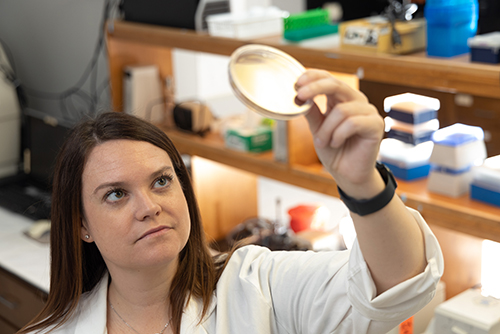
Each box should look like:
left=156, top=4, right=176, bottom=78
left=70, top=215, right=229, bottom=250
left=337, top=162, right=397, bottom=216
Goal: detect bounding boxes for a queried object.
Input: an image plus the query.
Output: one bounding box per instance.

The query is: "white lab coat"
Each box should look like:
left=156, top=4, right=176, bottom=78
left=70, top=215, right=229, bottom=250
left=32, top=208, right=443, bottom=334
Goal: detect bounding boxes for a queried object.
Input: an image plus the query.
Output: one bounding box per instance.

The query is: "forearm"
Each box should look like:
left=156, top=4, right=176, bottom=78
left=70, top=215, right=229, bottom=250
left=294, top=70, right=428, bottom=294
left=339, top=169, right=427, bottom=295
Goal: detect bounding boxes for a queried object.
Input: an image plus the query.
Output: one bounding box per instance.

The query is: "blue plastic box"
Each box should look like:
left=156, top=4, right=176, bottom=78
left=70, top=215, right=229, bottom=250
left=470, top=155, right=500, bottom=207
left=378, top=139, right=434, bottom=181
left=425, top=0, right=479, bottom=57
left=389, top=107, right=437, bottom=125
left=387, top=128, right=434, bottom=145
left=468, top=32, right=500, bottom=64
left=383, top=160, right=431, bottom=181
left=471, top=183, right=500, bottom=207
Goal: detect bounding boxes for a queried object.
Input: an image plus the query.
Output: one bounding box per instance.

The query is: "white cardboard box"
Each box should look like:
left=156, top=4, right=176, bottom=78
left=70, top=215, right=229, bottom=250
left=207, top=6, right=286, bottom=39
left=123, top=65, right=164, bottom=123
left=428, top=169, right=474, bottom=197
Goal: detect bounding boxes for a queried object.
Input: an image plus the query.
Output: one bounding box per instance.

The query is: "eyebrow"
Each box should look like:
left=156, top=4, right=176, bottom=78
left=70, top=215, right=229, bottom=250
left=92, top=166, right=174, bottom=195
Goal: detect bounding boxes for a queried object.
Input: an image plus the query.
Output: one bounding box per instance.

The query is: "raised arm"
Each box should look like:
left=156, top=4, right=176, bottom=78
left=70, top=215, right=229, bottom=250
left=295, top=69, right=426, bottom=295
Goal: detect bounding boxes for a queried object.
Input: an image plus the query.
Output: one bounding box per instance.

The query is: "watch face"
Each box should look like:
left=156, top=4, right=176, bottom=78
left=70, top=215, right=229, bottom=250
left=228, top=44, right=313, bottom=120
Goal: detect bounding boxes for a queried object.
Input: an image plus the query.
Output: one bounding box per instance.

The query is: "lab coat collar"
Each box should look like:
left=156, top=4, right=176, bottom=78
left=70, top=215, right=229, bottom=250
left=74, top=274, right=108, bottom=334
left=69, top=273, right=218, bottom=334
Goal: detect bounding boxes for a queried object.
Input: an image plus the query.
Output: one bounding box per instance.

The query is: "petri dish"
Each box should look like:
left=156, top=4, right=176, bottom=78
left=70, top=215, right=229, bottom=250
left=228, top=44, right=312, bottom=120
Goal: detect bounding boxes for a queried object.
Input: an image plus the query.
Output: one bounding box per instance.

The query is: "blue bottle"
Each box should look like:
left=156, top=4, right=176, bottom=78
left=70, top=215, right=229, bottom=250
left=425, top=0, right=479, bottom=57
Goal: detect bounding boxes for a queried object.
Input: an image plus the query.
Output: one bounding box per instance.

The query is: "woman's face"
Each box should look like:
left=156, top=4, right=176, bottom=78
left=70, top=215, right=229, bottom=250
left=80, top=139, right=190, bottom=272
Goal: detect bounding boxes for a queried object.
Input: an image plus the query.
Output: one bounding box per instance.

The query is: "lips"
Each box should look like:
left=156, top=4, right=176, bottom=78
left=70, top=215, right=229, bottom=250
left=138, top=226, right=171, bottom=241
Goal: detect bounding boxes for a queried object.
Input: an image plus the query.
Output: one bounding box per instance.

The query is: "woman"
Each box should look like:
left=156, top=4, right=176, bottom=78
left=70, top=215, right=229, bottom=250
left=19, top=70, right=443, bottom=334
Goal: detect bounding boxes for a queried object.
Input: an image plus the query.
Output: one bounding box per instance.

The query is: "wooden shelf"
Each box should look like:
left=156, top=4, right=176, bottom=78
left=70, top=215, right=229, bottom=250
left=161, top=127, right=500, bottom=243
left=160, top=127, right=338, bottom=195
left=107, top=19, right=500, bottom=244
left=107, top=20, right=500, bottom=99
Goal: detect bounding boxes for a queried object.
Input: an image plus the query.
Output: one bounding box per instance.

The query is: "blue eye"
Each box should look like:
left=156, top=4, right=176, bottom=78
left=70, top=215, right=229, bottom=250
left=154, top=175, right=172, bottom=188
left=106, top=189, right=125, bottom=202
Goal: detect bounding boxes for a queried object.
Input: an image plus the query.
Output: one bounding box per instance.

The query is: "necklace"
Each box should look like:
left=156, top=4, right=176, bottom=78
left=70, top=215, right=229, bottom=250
left=109, top=301, right=172, bottom=334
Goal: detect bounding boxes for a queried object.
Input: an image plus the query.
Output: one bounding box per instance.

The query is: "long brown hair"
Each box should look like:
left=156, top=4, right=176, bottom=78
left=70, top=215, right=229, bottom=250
left=18, top=112, right=219, bottom=334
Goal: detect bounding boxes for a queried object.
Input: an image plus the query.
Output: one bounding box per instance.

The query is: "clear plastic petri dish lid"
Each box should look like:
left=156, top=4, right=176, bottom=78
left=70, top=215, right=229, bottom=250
left=228, top=44, right=313, bottom=120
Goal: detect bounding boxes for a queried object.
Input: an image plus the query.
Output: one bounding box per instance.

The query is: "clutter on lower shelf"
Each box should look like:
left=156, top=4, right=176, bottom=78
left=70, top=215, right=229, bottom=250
left=225, top=126, right=273, bottom=153
left=428, top=123, right=487, bottom=197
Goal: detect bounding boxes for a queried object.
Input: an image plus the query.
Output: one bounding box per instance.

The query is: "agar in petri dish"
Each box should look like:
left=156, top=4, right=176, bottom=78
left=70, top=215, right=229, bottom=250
left=229, top=44, right=312, bottom=120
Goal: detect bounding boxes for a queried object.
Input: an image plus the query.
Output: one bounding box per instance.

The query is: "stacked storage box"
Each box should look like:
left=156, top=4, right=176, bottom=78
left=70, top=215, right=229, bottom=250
left=428, top=123, right=487, bottom=197
left=379, top=93, right=440, bottom=181
left=470, top=155, right=500, bottom=207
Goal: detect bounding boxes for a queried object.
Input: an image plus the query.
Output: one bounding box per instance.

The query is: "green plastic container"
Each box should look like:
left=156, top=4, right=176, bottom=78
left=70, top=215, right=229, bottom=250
left=284, top=9, right=330, bottom=31
left=283, top=9, right=337, bottom=42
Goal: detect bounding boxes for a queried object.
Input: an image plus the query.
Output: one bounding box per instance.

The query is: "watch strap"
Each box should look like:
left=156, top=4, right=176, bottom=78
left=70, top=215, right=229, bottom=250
left=337, top=162, right=397, bottom=216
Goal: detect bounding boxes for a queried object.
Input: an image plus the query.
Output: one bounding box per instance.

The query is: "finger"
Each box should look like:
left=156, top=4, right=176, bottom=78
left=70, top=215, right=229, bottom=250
left=296, top=71, right=367, bottom=104
left=304, top=102, right=324, bottom=135
left=297, top=77, right=366, bottom=104
left=295, top=69, right=332, bottom=88
left=314, top=101, right=377, bottom=148
left=329, top=114, right=384, bottom=149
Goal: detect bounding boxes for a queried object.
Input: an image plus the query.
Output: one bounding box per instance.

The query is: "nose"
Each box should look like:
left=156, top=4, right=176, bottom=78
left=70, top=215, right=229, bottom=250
left=134, top=191, right=162, bottom=221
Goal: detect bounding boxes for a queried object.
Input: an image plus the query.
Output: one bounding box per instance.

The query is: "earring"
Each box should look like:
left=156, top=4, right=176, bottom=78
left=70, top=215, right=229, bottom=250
left=85, top=235, right=90, bottom=239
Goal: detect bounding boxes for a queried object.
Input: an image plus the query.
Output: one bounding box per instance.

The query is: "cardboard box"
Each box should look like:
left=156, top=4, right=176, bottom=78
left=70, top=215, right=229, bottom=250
left=339, top=17, right=426, bottom=54
left=225, top=126, right=273, bottom=153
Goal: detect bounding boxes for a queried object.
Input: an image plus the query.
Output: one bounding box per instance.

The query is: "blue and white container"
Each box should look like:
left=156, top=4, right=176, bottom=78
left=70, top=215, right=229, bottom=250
left=379, top=139, right=434, bottom=181
left=468, top=32, right=500, bottom=64
left=470, top=155, right=500, bottom=207
left=425, top=0, right=479, bottom=57
left=385, top=117, right=440, bottom=145
left=384, top=93, right=440, bottom=125
left=428, top=166, right=474, bottom=197
left=429, top=123, right=486, bottom=170
left=428, top=123, right=486, bottom=197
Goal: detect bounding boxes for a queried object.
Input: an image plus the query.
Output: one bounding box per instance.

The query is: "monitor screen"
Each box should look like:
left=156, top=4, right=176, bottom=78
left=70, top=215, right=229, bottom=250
left=23, top=109, right=73, bottom=191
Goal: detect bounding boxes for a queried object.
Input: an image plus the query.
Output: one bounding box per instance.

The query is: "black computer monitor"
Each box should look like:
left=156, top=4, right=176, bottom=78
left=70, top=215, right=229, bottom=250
left=122, top=0, right=201, bottom=29
left=23, top=109, right=73, bottom=191
left=0, top=109, right=73, bottom=220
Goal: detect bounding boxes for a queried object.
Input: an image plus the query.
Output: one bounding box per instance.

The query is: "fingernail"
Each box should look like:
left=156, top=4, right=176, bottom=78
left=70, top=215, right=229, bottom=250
left=297, top=73, right=308, bottom=84
left=296, top=87, right=308, bottom=101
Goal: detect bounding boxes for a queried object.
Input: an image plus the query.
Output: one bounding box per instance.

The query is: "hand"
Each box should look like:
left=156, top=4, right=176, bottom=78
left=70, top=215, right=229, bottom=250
left=295, top=70, right=385, bottom=195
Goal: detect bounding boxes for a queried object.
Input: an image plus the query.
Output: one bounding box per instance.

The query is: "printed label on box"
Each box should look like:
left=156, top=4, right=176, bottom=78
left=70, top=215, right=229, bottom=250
left=343, top=26, right=379, bottom=46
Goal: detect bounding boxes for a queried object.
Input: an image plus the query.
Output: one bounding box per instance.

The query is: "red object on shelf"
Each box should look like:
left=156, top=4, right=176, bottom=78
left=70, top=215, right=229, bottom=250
left=288, top=205, right=320, bottom=233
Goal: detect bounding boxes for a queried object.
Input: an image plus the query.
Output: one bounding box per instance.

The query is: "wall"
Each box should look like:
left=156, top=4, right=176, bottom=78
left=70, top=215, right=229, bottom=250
left=0, top=0, right=303, bottom=123
left=0, top=0, right=114, bottom=122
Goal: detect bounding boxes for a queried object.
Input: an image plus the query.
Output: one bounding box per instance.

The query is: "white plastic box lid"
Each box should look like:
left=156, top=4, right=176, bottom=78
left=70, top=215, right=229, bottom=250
left=379, top=138, right=434, bottom=168
left=472, top=155, right=500, bottom=191
left=468, top=32, right=500, bottom=51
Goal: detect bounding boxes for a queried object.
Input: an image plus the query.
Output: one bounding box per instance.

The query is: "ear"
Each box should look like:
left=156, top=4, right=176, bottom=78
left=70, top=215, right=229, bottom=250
left=80, top=218, right=92, bottom=242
